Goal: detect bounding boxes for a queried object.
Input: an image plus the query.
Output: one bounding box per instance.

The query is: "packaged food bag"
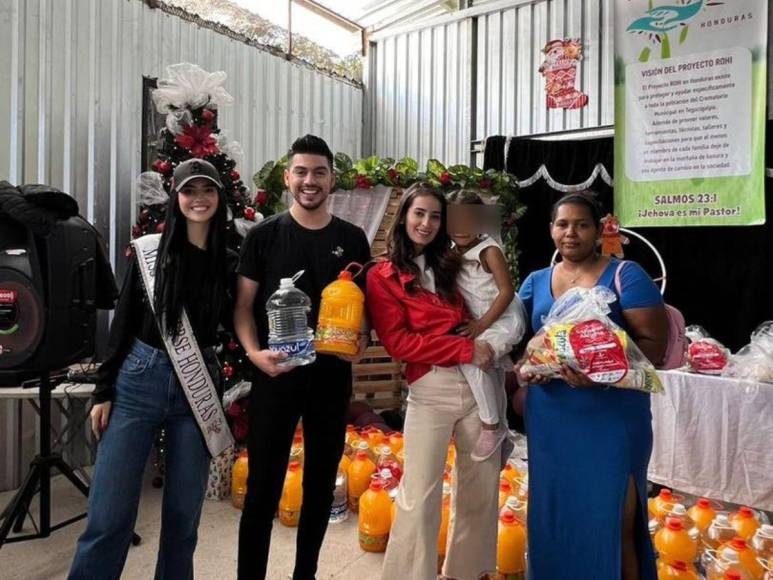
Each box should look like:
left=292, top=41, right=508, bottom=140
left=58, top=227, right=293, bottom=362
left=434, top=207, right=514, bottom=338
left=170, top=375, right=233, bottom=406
left=685, top=325, right=730, bottom=375
left=521, top=286, right=663, bottom=393
left=723, top=321, right=773, bottom=383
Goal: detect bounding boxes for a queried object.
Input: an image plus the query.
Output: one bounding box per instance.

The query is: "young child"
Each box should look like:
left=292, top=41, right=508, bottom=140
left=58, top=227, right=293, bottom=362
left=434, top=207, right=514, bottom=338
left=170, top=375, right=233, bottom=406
left=447, top=190, right=526, bottom=461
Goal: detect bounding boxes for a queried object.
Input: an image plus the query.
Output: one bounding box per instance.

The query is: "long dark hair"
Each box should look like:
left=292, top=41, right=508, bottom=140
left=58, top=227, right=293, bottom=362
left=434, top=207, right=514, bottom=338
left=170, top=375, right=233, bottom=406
left=153, top=185, right=228, bottom=337
left=386, top=182, right=461, bottom=303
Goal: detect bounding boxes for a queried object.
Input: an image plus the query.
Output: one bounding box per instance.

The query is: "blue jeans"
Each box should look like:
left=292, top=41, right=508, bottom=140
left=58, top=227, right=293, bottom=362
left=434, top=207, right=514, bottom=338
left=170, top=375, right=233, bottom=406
left=69, top=339, right=211, bottom=580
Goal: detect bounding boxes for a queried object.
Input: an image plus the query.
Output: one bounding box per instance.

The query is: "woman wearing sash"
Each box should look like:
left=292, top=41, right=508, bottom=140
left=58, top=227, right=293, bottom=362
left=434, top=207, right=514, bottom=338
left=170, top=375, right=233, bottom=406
left=70, top=159, right=235, bottom=580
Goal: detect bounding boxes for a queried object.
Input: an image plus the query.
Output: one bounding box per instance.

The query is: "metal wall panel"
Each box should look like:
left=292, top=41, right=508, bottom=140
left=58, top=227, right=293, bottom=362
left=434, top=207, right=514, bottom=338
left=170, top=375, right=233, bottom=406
left=368, top=0, right=614, bottom=165
left=475, top=0, right=615, bottom=139
left=0, top=0, right=362, bottom=491
left=369, top=19, right=471, bottom=167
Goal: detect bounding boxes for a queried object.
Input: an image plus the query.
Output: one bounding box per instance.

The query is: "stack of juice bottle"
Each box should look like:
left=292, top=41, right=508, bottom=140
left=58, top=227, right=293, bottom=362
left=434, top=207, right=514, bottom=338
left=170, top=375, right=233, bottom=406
left=648, top=487, right=772, bottom=580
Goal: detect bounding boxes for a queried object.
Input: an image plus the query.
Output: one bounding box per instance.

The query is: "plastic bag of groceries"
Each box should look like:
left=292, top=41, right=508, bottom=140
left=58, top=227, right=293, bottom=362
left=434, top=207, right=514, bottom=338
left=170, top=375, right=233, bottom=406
left=722, top=321, right=773, bottom=383
left=521, top=286, right=663, bottom=394
left=685, top=325, right=730, bottom=375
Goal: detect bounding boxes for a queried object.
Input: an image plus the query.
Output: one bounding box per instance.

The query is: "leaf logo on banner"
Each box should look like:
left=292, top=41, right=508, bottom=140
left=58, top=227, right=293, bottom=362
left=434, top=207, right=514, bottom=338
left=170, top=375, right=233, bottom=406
left=626, top=0, right=724, bottom=61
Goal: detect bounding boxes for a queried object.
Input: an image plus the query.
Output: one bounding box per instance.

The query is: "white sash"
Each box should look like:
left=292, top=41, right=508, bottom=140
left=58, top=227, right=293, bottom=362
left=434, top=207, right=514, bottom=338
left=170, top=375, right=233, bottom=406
left=132, top=234, right=234, bottom=457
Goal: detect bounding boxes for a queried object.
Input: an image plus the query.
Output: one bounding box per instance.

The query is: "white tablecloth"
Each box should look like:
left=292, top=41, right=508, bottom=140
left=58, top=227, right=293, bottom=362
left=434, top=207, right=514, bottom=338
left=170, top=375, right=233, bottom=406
left=649, top=371, right=773, bottom=511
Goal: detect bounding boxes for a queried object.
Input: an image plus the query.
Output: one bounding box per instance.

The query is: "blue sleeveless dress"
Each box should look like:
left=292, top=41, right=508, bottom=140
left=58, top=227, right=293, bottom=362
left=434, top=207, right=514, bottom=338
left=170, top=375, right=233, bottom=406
left=518, top=258, right=662, bottom=580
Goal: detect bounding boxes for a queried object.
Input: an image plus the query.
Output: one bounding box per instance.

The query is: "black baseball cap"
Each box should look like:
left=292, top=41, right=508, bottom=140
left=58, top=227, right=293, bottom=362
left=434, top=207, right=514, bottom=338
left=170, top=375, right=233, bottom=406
left=172, top=158, right=224, bottom=191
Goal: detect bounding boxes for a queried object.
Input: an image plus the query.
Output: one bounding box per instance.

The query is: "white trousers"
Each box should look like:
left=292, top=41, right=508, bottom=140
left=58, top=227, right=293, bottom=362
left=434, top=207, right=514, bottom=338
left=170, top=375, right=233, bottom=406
left=380, top=367, right=499, bottom=580
left=460, top=364, right=507, bottom=425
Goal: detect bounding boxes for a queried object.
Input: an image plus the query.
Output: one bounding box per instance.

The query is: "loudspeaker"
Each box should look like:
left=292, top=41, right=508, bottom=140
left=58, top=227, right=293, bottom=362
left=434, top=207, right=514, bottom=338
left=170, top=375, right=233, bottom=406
left=0, top=214, right=97, bottom=380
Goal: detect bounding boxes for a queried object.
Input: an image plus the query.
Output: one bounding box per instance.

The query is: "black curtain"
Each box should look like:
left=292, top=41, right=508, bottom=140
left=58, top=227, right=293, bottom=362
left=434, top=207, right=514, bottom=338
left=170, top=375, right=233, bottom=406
left=485, top=131, right=773, bottom=351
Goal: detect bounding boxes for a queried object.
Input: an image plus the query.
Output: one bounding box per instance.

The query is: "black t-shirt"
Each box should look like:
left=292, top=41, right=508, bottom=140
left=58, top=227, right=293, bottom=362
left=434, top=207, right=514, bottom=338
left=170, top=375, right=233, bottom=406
left=237, top=211, right=371, bottom=383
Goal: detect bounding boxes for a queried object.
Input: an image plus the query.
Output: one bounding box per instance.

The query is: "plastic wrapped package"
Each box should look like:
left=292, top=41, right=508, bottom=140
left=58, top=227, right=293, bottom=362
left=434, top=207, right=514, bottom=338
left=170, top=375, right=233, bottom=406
left=685, top=325, right=730, bottom=375
left=521, top=286, right=663, bottom=394
left=137, top=172, right=168, bottom=207
left=723, top=321, right=773, bottom=383
left=151, top=62, right=234, bottom=114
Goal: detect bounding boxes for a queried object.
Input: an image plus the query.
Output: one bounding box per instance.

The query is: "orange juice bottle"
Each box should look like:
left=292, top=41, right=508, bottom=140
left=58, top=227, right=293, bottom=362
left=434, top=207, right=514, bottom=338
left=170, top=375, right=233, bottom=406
left=446, top=441, right=457, bottom=470
left=729, top=507, right=761, bottom=541
left=706, top=549, right=753, bottom=580
left=290, top=434, right=304, bottom=464
left=388, top=432, right=404, bottom=454
left=344, top=425, right=360, bottom=457
left=438, top=476, right=452, bottom=566
left=657, top=560, right=699, bottom=580
left=231, top=450, right=249, bottom=510
left=365, top=427, right=386, bottom=449
left=650, top=489, right=678, bottom=522
left=348, top=451, right=376, bottom=513
left=655, top=518, right=698, bottom=565
left=497, top=511, right=527, bottom=579
left=500, top=496, right=528, bottom=524
left=501, top=463, right=520, bottom=490
left=358, top=478, right=391, bottom=552
left=354, top=439, right=375, bottom=462
left=717, top=538, right=764, bottom=579
left=339, top=452, right=352, bottom=473
left=689, top=498, right=718, bottom=536
left=315, top=265, right=365, bottom=356
left=752, top=525, right=773, bottom=559
left=499, top=481, right=513, bottom=510
left=279, top=461, right=303, bottom=527
left=706, top=514, right=738, bottom=551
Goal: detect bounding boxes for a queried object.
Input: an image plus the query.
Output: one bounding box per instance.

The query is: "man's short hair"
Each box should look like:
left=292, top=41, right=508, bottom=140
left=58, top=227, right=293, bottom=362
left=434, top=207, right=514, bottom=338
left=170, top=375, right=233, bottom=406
left=287, top=134, right=334, bottom=170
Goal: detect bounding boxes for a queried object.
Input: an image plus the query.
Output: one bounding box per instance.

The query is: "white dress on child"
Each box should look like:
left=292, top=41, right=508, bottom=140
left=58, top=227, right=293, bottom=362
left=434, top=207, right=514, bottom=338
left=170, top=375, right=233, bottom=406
left=457, top=236, right=527, bottom=425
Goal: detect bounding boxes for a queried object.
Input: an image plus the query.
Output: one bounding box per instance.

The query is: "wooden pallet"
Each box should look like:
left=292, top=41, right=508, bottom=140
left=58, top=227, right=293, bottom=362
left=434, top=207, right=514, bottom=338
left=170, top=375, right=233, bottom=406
left=370, top=187, right=403, bottom=258
left=347, top=187, right=405, bottom=411
left=351, top=334, right=405, bottom=411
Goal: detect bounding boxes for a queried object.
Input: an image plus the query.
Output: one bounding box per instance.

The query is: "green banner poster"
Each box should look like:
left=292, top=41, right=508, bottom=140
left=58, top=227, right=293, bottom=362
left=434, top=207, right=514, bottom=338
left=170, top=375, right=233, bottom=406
left=615, top=0, right=768, bottom=226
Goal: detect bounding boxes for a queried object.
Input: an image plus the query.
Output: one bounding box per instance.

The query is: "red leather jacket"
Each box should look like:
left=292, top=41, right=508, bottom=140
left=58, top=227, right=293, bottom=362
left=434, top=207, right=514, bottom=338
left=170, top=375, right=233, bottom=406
left=366, top=260, right=474, bottom=385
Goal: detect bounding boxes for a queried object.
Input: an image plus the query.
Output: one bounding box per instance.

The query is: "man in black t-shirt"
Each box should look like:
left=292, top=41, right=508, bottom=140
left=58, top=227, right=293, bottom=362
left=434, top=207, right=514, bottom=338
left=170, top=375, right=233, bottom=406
left=234, top=135, right=371, bottom=580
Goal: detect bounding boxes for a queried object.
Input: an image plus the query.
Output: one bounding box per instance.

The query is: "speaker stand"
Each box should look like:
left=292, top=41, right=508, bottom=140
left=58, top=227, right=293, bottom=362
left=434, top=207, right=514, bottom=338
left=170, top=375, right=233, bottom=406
left=0, top=372, right=141, bottom=548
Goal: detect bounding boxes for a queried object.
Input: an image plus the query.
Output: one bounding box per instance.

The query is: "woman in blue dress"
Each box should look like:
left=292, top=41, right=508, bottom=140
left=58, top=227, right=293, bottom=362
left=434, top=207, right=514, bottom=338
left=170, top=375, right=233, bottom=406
left=517, top=192, right=668, bottom=580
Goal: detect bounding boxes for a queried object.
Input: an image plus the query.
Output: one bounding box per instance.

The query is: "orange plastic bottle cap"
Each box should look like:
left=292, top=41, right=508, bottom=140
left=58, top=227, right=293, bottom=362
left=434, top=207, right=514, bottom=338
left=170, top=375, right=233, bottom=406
left=730, top=538, right=747, bottom=550
left=501, top=512, right=516, bottom=524
left=670, top=561, right=689, bottom=572
left=660, top=489, right=673, bottom=498
left=666, top=518, right=684, bottom=531
left=288, top=461, right=301, bottom=471
left=697, top=498, right=711, bottom=508
left=338, top=271, right=353, bottom=281
left=369, top=480, right=383, bottom=491
left=500, top=481, right=512, bottom=492
left=739, top=507, right=754, bottom=518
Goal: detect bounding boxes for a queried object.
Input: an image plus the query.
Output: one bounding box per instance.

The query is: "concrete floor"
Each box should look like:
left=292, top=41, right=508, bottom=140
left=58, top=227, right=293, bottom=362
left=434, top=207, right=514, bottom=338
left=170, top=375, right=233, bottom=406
left=0, top=468, right=384, bottom=580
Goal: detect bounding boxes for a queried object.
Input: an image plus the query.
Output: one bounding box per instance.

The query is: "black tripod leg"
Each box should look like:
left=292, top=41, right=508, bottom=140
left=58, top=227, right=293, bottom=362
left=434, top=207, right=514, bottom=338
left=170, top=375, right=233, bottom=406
left=0, top=463, right=41, bottom=543
left=53, top=458, right=90, bottom=497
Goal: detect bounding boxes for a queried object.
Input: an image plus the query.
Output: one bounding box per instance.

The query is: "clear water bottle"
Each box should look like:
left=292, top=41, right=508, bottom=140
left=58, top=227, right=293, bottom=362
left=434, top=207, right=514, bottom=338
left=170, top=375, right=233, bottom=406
left=266, top=272, right=316, bottom=367
left=329, top=469, right=348, bottom=523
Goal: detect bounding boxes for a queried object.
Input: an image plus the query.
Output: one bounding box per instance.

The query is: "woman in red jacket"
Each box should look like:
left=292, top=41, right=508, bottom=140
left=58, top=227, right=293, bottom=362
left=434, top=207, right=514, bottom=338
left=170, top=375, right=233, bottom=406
left=366, top=183, right=499, bottom=580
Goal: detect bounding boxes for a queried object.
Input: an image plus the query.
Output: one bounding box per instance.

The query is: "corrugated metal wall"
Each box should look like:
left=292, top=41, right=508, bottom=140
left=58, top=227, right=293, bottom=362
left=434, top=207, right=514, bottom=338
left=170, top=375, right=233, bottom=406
left=368, top=19, right=472, bottom=168
left=476, top=0, right=614, bottom=138
left=367, top=0, right=614, bottom=165
left=0, top=0, right=362, bottom=491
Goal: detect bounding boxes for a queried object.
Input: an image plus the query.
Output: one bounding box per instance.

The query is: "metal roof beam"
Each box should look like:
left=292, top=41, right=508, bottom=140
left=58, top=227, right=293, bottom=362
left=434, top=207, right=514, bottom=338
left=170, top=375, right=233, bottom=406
left=293, top=0, right=363, bottom=33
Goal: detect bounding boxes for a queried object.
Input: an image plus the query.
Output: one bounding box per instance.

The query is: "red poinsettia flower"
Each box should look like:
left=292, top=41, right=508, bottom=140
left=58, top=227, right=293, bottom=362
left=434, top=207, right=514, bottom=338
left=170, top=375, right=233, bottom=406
left=175, top=124, right=220, bottom=158
left=479, top=178, right=493, bottom=189
left=255, top=190, right=268, bottom=207
left=439, top=172, right=452, bottom=185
